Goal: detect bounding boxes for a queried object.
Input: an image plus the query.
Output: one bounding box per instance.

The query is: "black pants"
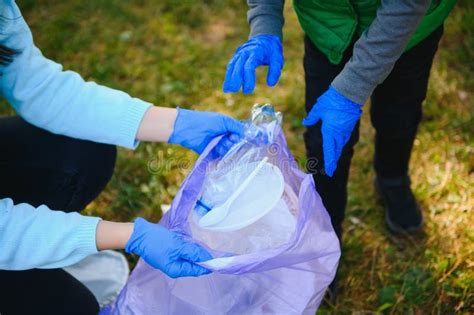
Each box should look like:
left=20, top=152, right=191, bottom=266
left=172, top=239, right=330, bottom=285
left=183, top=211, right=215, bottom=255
left=304, top=26, right=444, bottom=237
left=0, top=117, right=116, bottom=315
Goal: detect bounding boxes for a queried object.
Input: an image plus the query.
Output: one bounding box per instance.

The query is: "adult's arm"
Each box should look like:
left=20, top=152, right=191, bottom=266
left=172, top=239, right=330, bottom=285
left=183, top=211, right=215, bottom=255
left=0, top=0, right=151, bottom=149
left=247, top=0, right=285, bottom=39
left=332, top=0, right=431, bottom=105
left=0, top=198, right=101, bottom=270
left=0, top=197, right=210, bottom=277
left=0, top=198, right=164, bottom=270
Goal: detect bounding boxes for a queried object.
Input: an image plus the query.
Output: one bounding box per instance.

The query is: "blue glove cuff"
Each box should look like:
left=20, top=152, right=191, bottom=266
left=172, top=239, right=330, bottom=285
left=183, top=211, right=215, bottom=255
left=168, top=107, right=182, bottom=145
left=327, top=85, right=363, bottom=110
left=125, top=217, right=147, bottom=255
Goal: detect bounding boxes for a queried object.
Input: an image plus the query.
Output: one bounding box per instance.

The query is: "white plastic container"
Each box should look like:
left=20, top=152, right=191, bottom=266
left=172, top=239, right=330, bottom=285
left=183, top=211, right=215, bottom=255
left=194, top=158, right=285, bottom=232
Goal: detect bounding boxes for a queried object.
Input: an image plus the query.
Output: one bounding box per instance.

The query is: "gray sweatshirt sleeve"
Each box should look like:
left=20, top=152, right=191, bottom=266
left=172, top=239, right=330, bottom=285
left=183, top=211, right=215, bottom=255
left=247, top=0, right=285, bottom=39
left=332, top=0, right=431, bottom=104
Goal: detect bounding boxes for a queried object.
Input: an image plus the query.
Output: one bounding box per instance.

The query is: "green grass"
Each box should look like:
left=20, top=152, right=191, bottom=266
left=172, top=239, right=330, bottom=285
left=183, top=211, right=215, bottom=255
left=1, top=0, right=473, bottom=313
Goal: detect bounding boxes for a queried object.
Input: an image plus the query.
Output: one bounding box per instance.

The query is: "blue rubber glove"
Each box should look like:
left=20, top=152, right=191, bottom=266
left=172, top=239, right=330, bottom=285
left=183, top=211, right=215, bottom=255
left=168, top=108, right=244, bottom=155
left=125, top=218, right=212, bottom=278
left=223, top=35, right=283, bottom=94
left=302, top=86, right=362, bottom=177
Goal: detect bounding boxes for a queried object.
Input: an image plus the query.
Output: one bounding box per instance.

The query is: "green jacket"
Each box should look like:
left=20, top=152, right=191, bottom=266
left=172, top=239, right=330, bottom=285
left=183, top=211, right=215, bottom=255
left=294, top=0, right=456, bottom=64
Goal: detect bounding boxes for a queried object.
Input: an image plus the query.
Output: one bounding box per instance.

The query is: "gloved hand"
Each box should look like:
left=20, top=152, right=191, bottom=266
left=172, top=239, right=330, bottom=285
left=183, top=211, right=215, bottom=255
left=125, top=218, right=212, bottom=278
left=302, top=86, right=362, bottom=177
left=223, top=35, right=283, bottom=94
left=168, top=108, right=244, bottom=155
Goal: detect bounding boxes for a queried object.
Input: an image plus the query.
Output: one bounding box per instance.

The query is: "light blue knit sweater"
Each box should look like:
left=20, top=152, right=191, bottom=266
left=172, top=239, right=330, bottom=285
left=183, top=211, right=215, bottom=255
left=0, top=0, right=151, bottom=270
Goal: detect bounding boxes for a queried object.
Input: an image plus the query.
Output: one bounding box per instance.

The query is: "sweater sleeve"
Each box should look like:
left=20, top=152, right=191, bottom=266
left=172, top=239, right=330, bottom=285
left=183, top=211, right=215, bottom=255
left=0, top=0, right=151, bottom=149
left=331, top=0, right=431, bottom=105
left=247, top=0, right=285, bottom=39
left=0, top=198, right=101, bottom=270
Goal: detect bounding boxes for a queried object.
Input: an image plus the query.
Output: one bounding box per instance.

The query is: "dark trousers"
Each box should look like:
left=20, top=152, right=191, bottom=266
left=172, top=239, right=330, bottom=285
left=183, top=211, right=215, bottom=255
left=304, top=26, right=444, bottom=237
left=0, top=117, right=117, bottom=315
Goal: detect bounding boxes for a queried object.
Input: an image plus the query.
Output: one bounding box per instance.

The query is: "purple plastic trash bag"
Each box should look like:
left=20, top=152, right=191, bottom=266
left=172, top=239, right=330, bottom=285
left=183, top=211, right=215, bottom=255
left=101, top=105, right=340, bottom=315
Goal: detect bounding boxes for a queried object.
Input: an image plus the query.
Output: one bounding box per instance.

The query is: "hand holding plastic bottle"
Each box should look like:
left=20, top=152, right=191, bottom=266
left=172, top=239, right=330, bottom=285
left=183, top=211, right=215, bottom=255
left=168, top=108, right=244, bottom=156
left=302, top=86, right=362, bottom=177
left=223, top=35, right=284, bottom=94
left=125, top=218, right=212, bottom=278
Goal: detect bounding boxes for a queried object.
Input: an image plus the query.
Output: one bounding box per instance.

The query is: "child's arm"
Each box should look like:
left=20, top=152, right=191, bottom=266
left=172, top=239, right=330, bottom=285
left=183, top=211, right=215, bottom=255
left=332, top=0, right=431, bottom=104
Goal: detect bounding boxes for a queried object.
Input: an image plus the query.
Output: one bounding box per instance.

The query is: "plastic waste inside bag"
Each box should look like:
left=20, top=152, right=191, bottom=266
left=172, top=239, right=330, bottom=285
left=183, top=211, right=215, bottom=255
left=101, top=104, right=341, bottom=315
left=190, top=104, right=297, bottom=254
